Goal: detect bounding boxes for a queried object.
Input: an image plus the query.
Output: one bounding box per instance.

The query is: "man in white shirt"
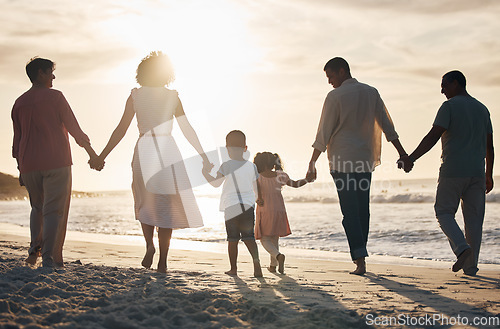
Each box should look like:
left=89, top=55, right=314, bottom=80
left=306, top=57, right=411, bottom=275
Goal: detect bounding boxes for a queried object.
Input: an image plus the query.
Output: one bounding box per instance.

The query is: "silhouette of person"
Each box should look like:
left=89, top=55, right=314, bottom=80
left=306, top=57, right=410, bottom=275
left=12, top=57, right=100, bottom=268
left=92, top=51, right=212, bottom=273
left=403, top=70, right=494, bottom=276
left=202, top=130, right=263, bottom=277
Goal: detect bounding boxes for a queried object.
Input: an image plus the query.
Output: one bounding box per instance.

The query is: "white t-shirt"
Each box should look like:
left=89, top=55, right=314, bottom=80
left=218, top=160, right=259, bottom=212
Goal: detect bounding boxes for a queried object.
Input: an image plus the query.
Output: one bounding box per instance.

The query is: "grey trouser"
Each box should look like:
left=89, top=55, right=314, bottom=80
left=21, top=166, right=72, bottom=266
left=434, top=176, right=485, bottom=275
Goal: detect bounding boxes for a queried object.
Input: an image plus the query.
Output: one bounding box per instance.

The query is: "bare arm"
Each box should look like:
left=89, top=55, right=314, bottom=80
left=12, top=111, right=23, bottom=185
left=256, top=180, right=264, bottom=206
left=80, top=140, right=100, bottom=168
left=391, top=138, right=413, bottom=172
left=202, top=169, right=224, bottom=188
left=175, top=101, right=210, bottom=164
left=486, top=133, right=494, bottom=193
left=306, top=148, right=322, bottom=182
left=98, top=96, right=135, bottom=161
left=391, top=138, right=408, bottom=158
left=286, top=178, right=308, bottom=188
left=409, top=125, right=446, bottom=163
left=81, top=141, right=97, bottom=158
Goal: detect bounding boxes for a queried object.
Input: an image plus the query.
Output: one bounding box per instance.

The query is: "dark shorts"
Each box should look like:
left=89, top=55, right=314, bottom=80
left=224, top=205, right=255, bottom=242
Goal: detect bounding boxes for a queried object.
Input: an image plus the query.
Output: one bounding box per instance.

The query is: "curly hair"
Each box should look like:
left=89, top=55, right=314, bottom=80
left=253, top=152, right=283, bottom=173
left=136, top=51, right=175, bottom=87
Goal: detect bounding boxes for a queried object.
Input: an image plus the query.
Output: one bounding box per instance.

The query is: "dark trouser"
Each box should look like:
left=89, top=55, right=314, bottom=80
left=331, top=171, right=372, bottom=261
left=21, top=166, right=72, bottom=267
left=224, top=206, right=256, bottom=242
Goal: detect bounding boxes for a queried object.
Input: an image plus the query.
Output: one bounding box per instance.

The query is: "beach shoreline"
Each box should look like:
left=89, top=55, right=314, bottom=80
left=1, top=222, right=499, bottom=328
left=2, top=222, right=499, bottom=270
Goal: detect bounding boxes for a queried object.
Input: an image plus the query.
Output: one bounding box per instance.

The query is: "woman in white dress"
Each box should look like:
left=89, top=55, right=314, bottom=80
left=93, top=51, right=211, bottom=273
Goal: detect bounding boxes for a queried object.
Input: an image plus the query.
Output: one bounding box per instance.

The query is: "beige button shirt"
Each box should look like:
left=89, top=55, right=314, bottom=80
left=312, top=78, right=399, bottom=173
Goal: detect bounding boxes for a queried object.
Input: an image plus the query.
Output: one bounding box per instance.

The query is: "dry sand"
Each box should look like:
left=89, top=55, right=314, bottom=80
left=0, top=223, right=499, bottom=328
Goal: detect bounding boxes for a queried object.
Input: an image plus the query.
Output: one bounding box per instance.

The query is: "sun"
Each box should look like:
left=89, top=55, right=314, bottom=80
left=97, top=0, right=264, bottom=163
left=101, top=0, right=262, bottom=94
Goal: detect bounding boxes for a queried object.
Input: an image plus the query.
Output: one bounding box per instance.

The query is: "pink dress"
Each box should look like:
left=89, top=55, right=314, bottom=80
left=255, top=171, right=292, bottom=239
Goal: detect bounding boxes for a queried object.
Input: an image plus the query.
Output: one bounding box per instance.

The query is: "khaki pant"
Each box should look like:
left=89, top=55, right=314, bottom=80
left=21, top=166, right=72, bottom=267
left=434, top=176, right=485, bottom=275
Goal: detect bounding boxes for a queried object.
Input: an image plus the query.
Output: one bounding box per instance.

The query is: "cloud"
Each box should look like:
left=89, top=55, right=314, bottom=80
left=0, top=0, right=141, bottom=84
left=293, top=0, right=500, bottom=15
left=239, top=0, right=500, bottom=91
left=2, top=0, right=500, bottom=187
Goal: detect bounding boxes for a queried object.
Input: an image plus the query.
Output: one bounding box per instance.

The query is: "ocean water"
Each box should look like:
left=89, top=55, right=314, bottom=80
left=1, top=178, right=499, bottom=264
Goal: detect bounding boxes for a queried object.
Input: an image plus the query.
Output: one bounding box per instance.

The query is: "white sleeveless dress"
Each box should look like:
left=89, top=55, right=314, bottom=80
left=131, top=87, right=203, bottom=229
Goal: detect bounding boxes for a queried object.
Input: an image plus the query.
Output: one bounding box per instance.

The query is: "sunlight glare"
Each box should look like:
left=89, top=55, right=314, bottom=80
left=99, top=0, right=263, bottom=153
left=101, top=0, right=262, bottom=101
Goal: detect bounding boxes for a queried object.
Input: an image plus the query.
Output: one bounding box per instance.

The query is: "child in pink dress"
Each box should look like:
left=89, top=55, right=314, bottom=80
left=253, top=152, right=308, bottom=273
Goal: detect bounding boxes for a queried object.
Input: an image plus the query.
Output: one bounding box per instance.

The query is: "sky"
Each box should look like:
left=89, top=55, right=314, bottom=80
left=1, top=0, right=499, bottom=191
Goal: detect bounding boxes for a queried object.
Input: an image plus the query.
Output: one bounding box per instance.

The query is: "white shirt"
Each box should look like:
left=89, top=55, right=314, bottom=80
left=312, top=78, right=399, bottom=173
left=218, top=160, right=259, bottom=211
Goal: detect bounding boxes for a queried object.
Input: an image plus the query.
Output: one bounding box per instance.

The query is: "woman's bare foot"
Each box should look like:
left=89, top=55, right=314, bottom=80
left=141, top=246, right=155, bottom=269
left=452, top=248, right=472, bottom=272
left=156, top=265, right=167, bottom=274
left=276, top=254, right=285, bottom=274
left=25, top=251, right=40, bottom=266
left=267, top=266, right=277, bottom=273
left=253, top=260, right=263, bottom=277
left=349, top=257, right=366, bottom=275
left=225, top=269, right=237, bottom=275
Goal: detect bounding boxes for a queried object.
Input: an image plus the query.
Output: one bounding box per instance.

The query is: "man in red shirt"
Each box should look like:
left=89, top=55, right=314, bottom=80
left=11, top=57, right=101, bottom=268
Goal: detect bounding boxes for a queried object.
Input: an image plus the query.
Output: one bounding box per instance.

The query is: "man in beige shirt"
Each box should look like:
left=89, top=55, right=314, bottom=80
left=307, top=57, right=411, bottom=275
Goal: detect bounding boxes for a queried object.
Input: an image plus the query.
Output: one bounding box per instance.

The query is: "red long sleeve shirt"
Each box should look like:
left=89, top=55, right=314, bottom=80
left=11, top=87, right=90, bottom=173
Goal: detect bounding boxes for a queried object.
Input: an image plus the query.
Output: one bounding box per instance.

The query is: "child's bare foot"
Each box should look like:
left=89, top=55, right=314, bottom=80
left=267, top=266, right=277, bottom=273
left=141, top=246, right=155, bottom=269
left=156, top=265, right=167, bottom=274
left=276, top=253, right=285, bottom=274
left=452, top=248, right=472, bottom=272
left=349, top=257, right=366, bottom=276
left=225, top=269, right=237, bottom=276
left=253, top=260, right=263, bottom=277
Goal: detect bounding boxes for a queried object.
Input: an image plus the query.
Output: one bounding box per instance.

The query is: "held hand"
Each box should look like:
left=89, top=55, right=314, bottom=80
left=397, top=157, right=413, bottom=173
left=202, top=160, right=214, bottom=173
left=88, top=156, right=105, bottom=171
left=306, top=163, right=317, bottom=182
left=397, top=155, right=414, bottom=173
